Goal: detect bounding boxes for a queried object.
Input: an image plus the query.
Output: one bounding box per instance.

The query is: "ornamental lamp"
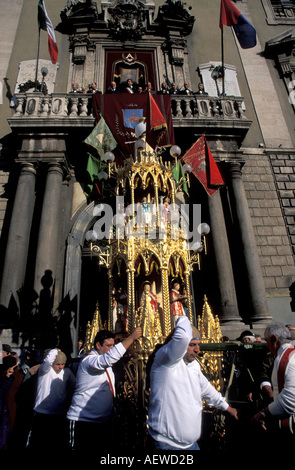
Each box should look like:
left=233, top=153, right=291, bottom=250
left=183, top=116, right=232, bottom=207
left=198, top=223, right=210, bottom=236
left=102, top=152, right=115, bottom=162
left=135, top=121, right=146, bottom=138
left=182, top=163, right=192, bottom=174
left=170, top=145, right=181, bottom=157
left=85, top=230, right=98, bottom=243
left=97, top=171, right=108, bottom=181
left=102, top=152, right=115, bottom=176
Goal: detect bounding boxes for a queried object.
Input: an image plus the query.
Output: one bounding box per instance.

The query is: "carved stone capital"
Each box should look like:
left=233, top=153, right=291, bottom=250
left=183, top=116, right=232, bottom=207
left=227, top=161, right=245, bottom=180
left=69, top=35, right=96, bottom=63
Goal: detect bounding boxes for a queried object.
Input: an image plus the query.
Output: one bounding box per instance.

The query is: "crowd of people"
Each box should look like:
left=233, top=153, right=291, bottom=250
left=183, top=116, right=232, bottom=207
left=0, top=320, right=294, bottom=453
left=70, top=79, right=208, bottom=96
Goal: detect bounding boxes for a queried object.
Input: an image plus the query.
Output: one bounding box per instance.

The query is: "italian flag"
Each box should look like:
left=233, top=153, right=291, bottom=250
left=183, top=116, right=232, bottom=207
left=38, top=0, right=58, bottom=64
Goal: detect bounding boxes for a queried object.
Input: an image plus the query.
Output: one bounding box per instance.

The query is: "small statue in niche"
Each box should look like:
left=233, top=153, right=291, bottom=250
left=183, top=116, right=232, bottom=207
left=170, top=280, right=187, bottom=327
left=162, top=196, right=171, bottom=225
left=112, top=287, right=118, bottom=331
left=139, top=196, right=154, bottom=225
left=137, top=281, right=162, bottom=340
left=114, top=286, right=128, bottom=333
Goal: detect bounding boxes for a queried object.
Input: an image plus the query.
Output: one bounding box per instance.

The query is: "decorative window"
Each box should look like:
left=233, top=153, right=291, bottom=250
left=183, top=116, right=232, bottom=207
left=262, top=0, right=295, bottom=24
left=104, top=51, right=157, bottom=92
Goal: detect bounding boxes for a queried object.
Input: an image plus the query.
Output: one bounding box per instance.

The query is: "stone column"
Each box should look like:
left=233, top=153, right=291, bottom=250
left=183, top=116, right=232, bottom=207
left=227, top=162, right=272, bottom=324
left=33, top=163, right=64, bottom=305
left=207, top=190, right=240, bottom=323
left=0, top=163, right=36, bottom=311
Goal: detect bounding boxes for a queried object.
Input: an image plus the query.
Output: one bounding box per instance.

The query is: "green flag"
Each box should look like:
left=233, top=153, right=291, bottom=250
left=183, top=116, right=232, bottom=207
left=84, top=115, right=117, bottom=158
left=172, top=160, right=189, bottom=195
left=86, top=153, right=106, bottom=192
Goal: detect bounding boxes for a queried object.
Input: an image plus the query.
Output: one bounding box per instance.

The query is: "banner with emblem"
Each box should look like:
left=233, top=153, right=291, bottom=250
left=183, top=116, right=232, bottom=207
left=92, top=94, right=174, bottom=164
left=182, top=135, right=224, bottom=196
left=84, top=114, right=117, bottom=158
left=122, top=108, right=144, bottom=129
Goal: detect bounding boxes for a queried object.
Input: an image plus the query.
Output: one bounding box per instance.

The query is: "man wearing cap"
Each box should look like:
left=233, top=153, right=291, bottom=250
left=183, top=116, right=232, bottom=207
left=28, top=348, right=76, bottom=450
left=237, top=330, right=256, bottom=343
left=147, top=316, right=238, bottom=450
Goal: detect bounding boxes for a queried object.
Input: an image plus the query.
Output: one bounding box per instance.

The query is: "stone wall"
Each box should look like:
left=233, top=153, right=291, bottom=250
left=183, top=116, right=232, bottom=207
left=243, top=150, right=295, bottom=297
left=269, top=150, right=295, bottom=257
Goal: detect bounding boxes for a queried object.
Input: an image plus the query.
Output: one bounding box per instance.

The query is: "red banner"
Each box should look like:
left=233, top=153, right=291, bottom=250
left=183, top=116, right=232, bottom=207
left=92, top=94, right=175, bottom=164
left=182, top=135, right=224, bottom=196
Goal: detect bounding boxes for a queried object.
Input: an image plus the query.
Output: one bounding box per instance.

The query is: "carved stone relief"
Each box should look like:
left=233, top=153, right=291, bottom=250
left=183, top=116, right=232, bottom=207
left=14, top=60, right=59, bottom=94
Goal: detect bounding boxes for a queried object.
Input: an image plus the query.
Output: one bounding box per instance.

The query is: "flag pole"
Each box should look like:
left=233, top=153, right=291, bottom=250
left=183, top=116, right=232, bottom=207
left=221, top=27, right=225, bottom=96
left=34, top=27, right=41, bottom=91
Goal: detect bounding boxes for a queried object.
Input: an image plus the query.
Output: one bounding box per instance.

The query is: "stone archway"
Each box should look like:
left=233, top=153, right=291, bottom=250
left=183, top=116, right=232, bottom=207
left=63, top=201, right=96, bottom=356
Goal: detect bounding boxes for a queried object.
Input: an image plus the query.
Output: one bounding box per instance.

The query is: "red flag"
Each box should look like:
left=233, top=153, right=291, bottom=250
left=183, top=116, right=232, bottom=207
left=219, top=0, right=240, bottom=29
left=182, top=135, right=224, bottom=196
left=147, top=92, right=169, bottom=148
left=148, top=92, right=167, bottom=132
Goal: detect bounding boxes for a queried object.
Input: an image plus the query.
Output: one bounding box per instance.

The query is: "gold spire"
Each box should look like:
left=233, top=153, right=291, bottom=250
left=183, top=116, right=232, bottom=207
left=197, top=295, right=222, bottom=343
left=83, top=302, right=103, bottom=354
left=196, top=295, right=223, bottom=392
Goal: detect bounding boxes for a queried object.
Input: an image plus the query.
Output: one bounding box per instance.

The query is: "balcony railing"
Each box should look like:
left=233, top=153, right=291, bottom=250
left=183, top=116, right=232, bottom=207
left=10, top=92, right=248, bottom=125
left=170, top=95, right=246, bottom=121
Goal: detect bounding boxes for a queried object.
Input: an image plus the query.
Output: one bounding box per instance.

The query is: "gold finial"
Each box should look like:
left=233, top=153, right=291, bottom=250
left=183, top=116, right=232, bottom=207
left=83, top=302, right=103, bottom=354
left=198, top=295, right=222, bottom=343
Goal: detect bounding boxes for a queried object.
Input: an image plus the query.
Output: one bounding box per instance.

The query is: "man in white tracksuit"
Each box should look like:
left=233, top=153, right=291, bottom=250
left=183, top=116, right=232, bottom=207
left=29, top=348, right=76, bottom=450
left=147, top=316, right=238, bottom=450
left=67, top=327, right=141, bottom=453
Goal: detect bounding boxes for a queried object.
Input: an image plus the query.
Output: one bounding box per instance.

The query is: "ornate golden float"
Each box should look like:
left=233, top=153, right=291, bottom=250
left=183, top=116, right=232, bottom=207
left=83, top=126, right=222, bottom=450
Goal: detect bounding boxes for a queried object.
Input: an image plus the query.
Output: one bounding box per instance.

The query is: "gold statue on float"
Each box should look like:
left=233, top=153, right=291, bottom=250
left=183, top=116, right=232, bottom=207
left=135, top=280, right=164, bottom=356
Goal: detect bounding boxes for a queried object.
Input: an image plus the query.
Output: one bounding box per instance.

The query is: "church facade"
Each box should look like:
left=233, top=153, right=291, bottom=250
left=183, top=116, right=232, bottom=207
left=0, top=0, right=295, bottom=354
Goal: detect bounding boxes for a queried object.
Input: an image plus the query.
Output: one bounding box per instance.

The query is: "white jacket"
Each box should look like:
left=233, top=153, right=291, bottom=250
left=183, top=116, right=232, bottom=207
left=34, top=349, right=76, bottom=415
left=67, top=342, right=126, bottom=423
left=147, top=317, right=228, bottom=448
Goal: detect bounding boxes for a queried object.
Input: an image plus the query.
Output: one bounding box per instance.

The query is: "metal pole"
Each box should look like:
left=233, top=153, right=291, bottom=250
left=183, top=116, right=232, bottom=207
left=34, top=28, right=41, bottom=91
left=221, top=28, right=225, bottom=96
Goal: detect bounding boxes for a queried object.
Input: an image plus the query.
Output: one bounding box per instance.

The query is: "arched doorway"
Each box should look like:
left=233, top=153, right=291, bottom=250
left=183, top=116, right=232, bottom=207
left=63, top=201, right=111, bottom=355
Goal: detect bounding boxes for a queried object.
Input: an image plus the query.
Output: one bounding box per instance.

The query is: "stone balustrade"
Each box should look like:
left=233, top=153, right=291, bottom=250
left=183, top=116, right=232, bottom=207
left=11, top=92, right=247, bottom=125
left=171, top=95, right=246, bottom=121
